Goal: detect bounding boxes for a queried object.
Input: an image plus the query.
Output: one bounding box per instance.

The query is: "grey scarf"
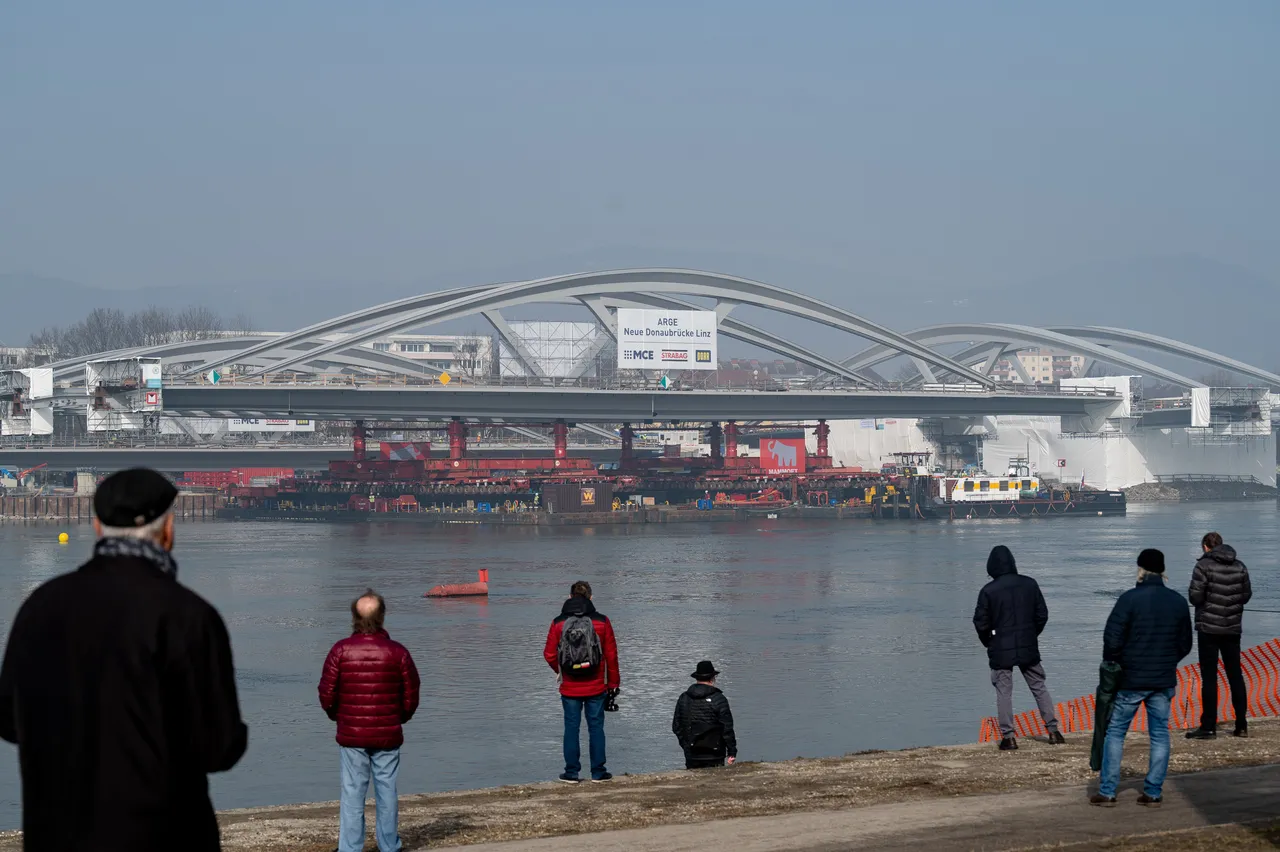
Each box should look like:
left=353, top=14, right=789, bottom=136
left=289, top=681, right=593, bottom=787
left=94, top=536, right=179, bottom=577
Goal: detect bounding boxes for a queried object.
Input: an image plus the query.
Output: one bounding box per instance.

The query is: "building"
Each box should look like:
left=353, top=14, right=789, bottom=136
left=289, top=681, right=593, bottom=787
left=991, top=349, right=1087, bottom=384
left=325, top=332, right=494, bottom=378
left=0, top=347, right=25, bottom=368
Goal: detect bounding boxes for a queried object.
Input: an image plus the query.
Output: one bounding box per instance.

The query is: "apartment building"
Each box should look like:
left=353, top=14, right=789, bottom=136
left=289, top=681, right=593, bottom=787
left=991, top=348, right=1087, bottom=384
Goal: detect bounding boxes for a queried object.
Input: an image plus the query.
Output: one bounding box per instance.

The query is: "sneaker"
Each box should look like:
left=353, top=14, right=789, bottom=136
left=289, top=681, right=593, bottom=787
left=1185, top=728, right=1217, bottom=740
left=1047, top=731, right=1066, bottom=745
left=558, top=773, right=581, bottom=784
left=1136, top=793, right=1162, bottom=808
left=998, top=737, right=1018, bottom=751
left=591, top=772, right=614, bottom=783
left=1233, top=726, right=1249, bottom=739
left=1090, top=794, right=1117, bottom=807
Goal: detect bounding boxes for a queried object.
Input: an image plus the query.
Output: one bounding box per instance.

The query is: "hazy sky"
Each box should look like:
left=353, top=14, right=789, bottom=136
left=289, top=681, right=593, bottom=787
left=3, top=1, right=1277, bottom=293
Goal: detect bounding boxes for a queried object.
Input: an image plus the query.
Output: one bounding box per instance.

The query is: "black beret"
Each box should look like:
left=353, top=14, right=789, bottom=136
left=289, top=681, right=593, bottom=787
left=94, top=468, right=178, bottom=528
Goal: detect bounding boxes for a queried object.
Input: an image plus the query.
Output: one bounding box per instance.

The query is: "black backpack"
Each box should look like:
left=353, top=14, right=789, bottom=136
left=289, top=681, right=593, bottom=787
left=558, top=614, right=603, bottom=673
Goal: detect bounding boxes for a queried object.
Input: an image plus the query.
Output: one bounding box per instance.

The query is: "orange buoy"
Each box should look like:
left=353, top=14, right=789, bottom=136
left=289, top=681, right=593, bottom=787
left=425, top=569, right=490, bottom=598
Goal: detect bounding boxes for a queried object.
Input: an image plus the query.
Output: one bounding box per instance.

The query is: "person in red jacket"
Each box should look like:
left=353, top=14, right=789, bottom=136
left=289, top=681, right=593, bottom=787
left=318, top=589, right=421, bottom=852
left=543, top=580, right=621, bottom=783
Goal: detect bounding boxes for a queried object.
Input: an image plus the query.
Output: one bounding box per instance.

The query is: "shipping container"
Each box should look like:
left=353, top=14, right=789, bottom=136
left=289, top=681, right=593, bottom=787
left=540, top=482, right=613, bottom=513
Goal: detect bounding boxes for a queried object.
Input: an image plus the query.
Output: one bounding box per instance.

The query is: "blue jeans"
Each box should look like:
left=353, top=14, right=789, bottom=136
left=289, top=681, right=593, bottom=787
left=561, top=693, right=608, bottom=779
left=1098, top=688, right=1175, bottom=799
left=339, top=746, right=401, bottom=852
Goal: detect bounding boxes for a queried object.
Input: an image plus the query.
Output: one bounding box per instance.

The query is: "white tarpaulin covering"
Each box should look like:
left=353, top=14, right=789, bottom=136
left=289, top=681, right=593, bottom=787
left=813, top=418, right=932, bottom=471
left=982, top=416, right=1275, bottom=489
left=1192, top=387, right=1211, bottom=428
left=820, top=413, right=1276, bottom=489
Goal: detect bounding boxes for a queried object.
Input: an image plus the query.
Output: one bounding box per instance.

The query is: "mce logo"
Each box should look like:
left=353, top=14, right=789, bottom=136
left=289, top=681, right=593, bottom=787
left=695, top=349, right=712, bottom=363
left=623, top=349, right=654, bottom=361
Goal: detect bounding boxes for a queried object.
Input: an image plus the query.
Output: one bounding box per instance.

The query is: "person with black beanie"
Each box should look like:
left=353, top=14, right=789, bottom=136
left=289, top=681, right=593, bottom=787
left=1091, top=549, right=1193, bottom=808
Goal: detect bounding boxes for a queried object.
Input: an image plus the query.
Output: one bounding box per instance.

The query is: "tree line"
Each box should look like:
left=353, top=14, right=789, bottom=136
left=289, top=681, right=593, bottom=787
left=23, top=306, right=255, bottom=365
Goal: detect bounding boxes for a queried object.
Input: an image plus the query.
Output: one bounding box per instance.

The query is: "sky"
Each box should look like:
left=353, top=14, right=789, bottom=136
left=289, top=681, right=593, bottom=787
left=2, top=1, right=1278, bottom=298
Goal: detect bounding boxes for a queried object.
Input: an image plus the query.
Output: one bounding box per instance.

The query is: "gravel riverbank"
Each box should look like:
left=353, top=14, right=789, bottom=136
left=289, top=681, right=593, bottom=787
left=9, top=720, right=1274, bottom=851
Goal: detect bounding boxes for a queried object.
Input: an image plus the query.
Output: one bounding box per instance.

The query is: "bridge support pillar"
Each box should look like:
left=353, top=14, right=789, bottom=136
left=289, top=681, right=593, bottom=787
left=708, top=422, right=724, bottom=467
left=619, top=423, right=635, bottom=470
left=353, top=421, right=367, bottom=461
left=724, top=421, right=739, bottom=461
left=553, top=420, right=568, bottom=459
left=448, top=419, right=468, bottom=460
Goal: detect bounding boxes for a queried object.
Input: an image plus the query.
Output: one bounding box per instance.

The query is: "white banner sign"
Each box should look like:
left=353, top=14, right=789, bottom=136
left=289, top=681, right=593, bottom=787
left=616, top=309, right=717, bottom=371
left=227, top=418, right=316, bottom=433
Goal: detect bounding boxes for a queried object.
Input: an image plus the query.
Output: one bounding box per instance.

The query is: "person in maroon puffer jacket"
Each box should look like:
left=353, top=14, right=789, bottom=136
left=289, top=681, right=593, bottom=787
left=318, top=589, right=420, bottom=852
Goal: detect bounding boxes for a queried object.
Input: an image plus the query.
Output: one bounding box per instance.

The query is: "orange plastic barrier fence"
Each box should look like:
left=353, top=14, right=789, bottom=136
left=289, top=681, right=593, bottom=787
left=978, top=637, right=1280, bottom=743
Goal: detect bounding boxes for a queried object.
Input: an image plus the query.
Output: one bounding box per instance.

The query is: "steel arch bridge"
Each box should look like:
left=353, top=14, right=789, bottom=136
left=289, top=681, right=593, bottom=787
left=33, top=269, right=1279, bottom=394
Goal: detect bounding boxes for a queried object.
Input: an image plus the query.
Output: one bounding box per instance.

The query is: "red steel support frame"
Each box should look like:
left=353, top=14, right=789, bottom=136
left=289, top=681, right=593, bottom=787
left=447, top=419, right=468, bottom=460
left=619, top=423, right=636, bottom=470
left=553, top=420, right=568, bottom=459
left=724, top=420, right=739, bottom=460
left=352, top=421, right=367, bottom=461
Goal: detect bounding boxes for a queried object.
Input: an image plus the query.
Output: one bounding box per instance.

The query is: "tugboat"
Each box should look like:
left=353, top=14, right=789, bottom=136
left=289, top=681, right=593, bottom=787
left=934, top=456, right=1125, bottom=519
left=869, top=453, right=1125, bottom=520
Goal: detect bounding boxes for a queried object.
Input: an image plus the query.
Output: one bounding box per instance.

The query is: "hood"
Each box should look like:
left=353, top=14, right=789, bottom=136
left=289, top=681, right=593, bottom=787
left=987, top=545, right=1017, bottom=578
left=686, top=683, right=722, bottom=699
left=1205, top=544, right=1238, bottom=565
left=560, top=596, right=598, bottom=618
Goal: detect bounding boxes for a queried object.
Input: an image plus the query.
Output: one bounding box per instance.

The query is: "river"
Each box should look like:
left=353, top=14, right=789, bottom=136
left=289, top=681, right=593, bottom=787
left=1, top=503, right=1278, bottom=829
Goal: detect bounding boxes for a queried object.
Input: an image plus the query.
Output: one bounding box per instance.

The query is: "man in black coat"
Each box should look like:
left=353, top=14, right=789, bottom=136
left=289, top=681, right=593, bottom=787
left=0, top=468, right=248, bottom=852
left=1092, top=549, right=1193, bottom=807
left=1186, top=531, right=1252, bottom=739
left=973, top=545, right=1065, bottom=750
left=672, top=660, right=737, bottom=769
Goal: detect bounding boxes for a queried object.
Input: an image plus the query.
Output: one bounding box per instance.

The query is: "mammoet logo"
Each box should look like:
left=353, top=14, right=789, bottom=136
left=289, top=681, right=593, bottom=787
left=762, top=437, right=793, bottom=470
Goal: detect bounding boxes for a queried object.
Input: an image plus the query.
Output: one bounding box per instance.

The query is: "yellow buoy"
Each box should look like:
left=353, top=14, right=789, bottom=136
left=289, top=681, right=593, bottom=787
left=58, top=532, right=69, bottom=544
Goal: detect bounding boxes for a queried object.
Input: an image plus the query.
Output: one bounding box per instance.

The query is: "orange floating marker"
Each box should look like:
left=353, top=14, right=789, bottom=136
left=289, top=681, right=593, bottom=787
left=425, top=569, right=489, bottom=598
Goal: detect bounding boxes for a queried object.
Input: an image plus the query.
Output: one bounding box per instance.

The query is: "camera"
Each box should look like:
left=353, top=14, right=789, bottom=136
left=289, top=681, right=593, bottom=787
left=604, top=689, right=619, bottom=712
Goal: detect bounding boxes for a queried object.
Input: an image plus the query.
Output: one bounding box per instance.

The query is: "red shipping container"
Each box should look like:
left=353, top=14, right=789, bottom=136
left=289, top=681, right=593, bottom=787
left=348, top=495, right=371, bottom=511
left=759, top=438, right=806, bottom=474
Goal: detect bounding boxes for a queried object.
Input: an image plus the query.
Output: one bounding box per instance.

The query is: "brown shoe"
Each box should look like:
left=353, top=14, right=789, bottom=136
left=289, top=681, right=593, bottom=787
left=1090, top=794, right=1117, bottom=807
left=1137, top=793, right=1162, bottom=808
left=1047, top=731, right=1066, bottom=745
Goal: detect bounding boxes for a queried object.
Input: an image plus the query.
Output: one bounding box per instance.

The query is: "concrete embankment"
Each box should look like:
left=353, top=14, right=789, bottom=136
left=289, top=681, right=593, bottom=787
left=4, top=721, right=1273, bottom=851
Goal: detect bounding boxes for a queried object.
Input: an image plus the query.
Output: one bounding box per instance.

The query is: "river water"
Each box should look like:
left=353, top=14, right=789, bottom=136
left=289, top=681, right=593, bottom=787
left=1, top=504, right=1278, bottom=829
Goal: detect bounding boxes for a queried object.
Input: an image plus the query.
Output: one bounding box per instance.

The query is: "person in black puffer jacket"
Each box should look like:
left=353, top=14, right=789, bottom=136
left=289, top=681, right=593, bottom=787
left=1186, top=531, right=1253, bottom=739
left=672, top=661, right=737, bottom=769
left=973, top=546, right=1064, bottom=751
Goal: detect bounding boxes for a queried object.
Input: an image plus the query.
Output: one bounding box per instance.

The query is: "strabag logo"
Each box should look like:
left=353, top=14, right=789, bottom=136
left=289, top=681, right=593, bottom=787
left=661, top=349, right=688, bottom=362
left=695, top=349, right=712, bottom=363
left=622, top=349, right=655, bottom=362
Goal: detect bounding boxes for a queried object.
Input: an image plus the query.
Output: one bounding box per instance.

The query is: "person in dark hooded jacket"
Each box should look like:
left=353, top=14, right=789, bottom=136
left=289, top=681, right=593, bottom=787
left=672, top=661, right=737, bottom=769
left=973, top=545, right=1064, bottom=750
left=1186, top=531, right=1252, bottom=739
